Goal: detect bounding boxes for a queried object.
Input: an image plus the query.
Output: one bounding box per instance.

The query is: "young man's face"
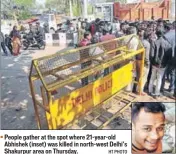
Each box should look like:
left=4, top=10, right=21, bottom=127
left=132, top=108, right=165, bottom=152
left=87, top=34, right=92, bottom=40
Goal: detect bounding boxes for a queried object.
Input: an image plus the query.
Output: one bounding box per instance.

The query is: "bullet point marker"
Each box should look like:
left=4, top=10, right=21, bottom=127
left=0, top=136, right=3, bottom=138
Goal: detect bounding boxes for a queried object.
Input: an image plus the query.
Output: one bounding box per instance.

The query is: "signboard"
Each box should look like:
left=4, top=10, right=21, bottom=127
left=46, top=62, right=133, bottom=129
left=95, top=3, right=114, bottom=22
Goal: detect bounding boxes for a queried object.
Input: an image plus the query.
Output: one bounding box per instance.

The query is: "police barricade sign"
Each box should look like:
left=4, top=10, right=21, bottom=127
left=47, top=63, right=133, bottom=129
left=29, top=34, right=144, bottom=130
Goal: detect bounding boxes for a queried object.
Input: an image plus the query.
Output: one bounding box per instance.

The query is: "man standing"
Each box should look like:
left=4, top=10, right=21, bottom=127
left=137, top=29, right=150, bottom=95
left=5, top=34, right=13, bottom=55
left=0, top=32, right=8, bottom=56
left=148, top=29, right=171, bottom=98
left=163, top=24, right=176, bottom=96
left=132, top=102, right=166, bottom=154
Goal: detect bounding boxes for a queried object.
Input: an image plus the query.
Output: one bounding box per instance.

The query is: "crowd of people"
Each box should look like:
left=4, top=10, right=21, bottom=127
left=0, top=22, right=44, bottom=56
left=77, top=17, right=176, bottom=98
left=1, top=17, right=175, bottom=98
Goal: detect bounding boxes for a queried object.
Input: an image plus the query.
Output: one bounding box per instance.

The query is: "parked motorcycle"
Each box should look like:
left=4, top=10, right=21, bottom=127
left=22, top=32, right=45, bottom=50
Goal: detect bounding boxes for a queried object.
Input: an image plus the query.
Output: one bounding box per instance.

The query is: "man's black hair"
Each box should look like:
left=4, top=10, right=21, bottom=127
left=84, top=31, right=90, bottom=39
left=137, top=28, right=144, bottom=35
left=132, top=102, right=166, bottom=123
left=143, top=31, right=150, bottom=40
left=156, top=29, right=163, bottom=37
left=164, top=23, right=173, bottom=31
left=157, top=18, right=163, bottom=23
left=127, top=26, right=137, bottom=35
left=120, top=23, right=126, bottom=29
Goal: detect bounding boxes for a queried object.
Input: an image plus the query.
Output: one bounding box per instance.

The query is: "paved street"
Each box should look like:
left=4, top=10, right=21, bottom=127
left=1, top=45, right=66, bottom=129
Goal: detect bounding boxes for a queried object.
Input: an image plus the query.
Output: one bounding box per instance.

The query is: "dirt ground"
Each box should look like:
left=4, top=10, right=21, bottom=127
left=1, top=45, right=175, bottom=130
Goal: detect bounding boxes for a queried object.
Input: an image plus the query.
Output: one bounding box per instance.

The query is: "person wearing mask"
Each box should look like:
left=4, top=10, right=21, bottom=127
left=79, top=31, right=92, bottom=86
left=0, top=32, right=8, bottom=56
left=10, top=25, right=21, bottom=56
left=148, top=29, right=171, bottom=99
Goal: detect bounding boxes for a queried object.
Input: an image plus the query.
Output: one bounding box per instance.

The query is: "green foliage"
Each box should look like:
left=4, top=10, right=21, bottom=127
left=87, top=4, right=93, bottom=15
left=14, top=0, right=35, bottom=8
left=114, top=0, right=127, bottom=4
left=1, top=0, right=35, bottom=20
left=72, top=3, right=81, bottom=16
left=17, top=11, right=32, bottom=20
left=45, top=0, right=67, bottom=13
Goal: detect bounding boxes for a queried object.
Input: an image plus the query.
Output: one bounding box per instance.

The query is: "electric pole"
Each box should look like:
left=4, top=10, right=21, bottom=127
left=69, top=0, right=73, bottom=18
left=83, top=0, right=88, bottom=19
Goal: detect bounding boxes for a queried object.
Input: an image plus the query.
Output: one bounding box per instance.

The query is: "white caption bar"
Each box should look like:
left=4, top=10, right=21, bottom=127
left=0, top=130, right=131, bottom=154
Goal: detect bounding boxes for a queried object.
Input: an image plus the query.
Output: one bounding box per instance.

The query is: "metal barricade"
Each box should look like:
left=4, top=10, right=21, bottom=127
left=29, top=34, right=145, bottom=129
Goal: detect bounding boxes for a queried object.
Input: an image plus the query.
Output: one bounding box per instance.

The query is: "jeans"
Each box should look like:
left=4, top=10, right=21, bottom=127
left=161, top=65, right=176, bottom=92
left=168, top=66, right=176, bottom=92
left=1, top=42, right=8, bottom=55
left=6, top=43, right=13, bottom=55
left=81, top=61, right=91, bottom=86
left=149, top=66, right=166, bottom=95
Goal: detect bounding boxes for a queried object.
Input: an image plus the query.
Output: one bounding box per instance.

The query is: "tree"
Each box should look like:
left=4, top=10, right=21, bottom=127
left=113, top=0, right=127, bottom=3
left=45, top=0, right=83, bottom=16
left=45, top=0, right=69, bottom=14
left=1, top=0, right=35, bottom=21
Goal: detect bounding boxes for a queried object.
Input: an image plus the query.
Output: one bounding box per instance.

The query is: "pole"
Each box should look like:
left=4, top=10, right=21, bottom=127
left=83, top=0, right=88, bottom=19
left=69, top=0, right=73, bottom=18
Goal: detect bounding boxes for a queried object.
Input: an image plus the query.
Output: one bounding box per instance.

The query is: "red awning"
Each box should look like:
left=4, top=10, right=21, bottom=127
left=23, top=17, right=39, bottom=24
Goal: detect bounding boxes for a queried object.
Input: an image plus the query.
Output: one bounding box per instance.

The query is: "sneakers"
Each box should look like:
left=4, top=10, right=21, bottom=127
left=148, top=92, right=161, bottom=99
left=153, top=95, right=160, bottom=99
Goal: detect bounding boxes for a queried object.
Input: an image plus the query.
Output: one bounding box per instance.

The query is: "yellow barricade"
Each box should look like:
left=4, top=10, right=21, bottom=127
left=29, top=34, right=145, bottom=129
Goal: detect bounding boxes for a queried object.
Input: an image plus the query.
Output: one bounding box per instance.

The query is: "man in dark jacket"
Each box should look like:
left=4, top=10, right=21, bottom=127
left=0, top=32, right=8, bottom=56
left=5, top=34, right=13, bottom=55
left=162, top=24, right=176, bottom=95
left=35, top=22, right=44, bottom=39
left=148, top=29, right=171, bottom=98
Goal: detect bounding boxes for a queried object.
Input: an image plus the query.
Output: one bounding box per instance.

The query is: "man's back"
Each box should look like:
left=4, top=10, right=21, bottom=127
left=164, top=30, right=175, bottom=46
left=151, top=37, right=171, bottom=68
